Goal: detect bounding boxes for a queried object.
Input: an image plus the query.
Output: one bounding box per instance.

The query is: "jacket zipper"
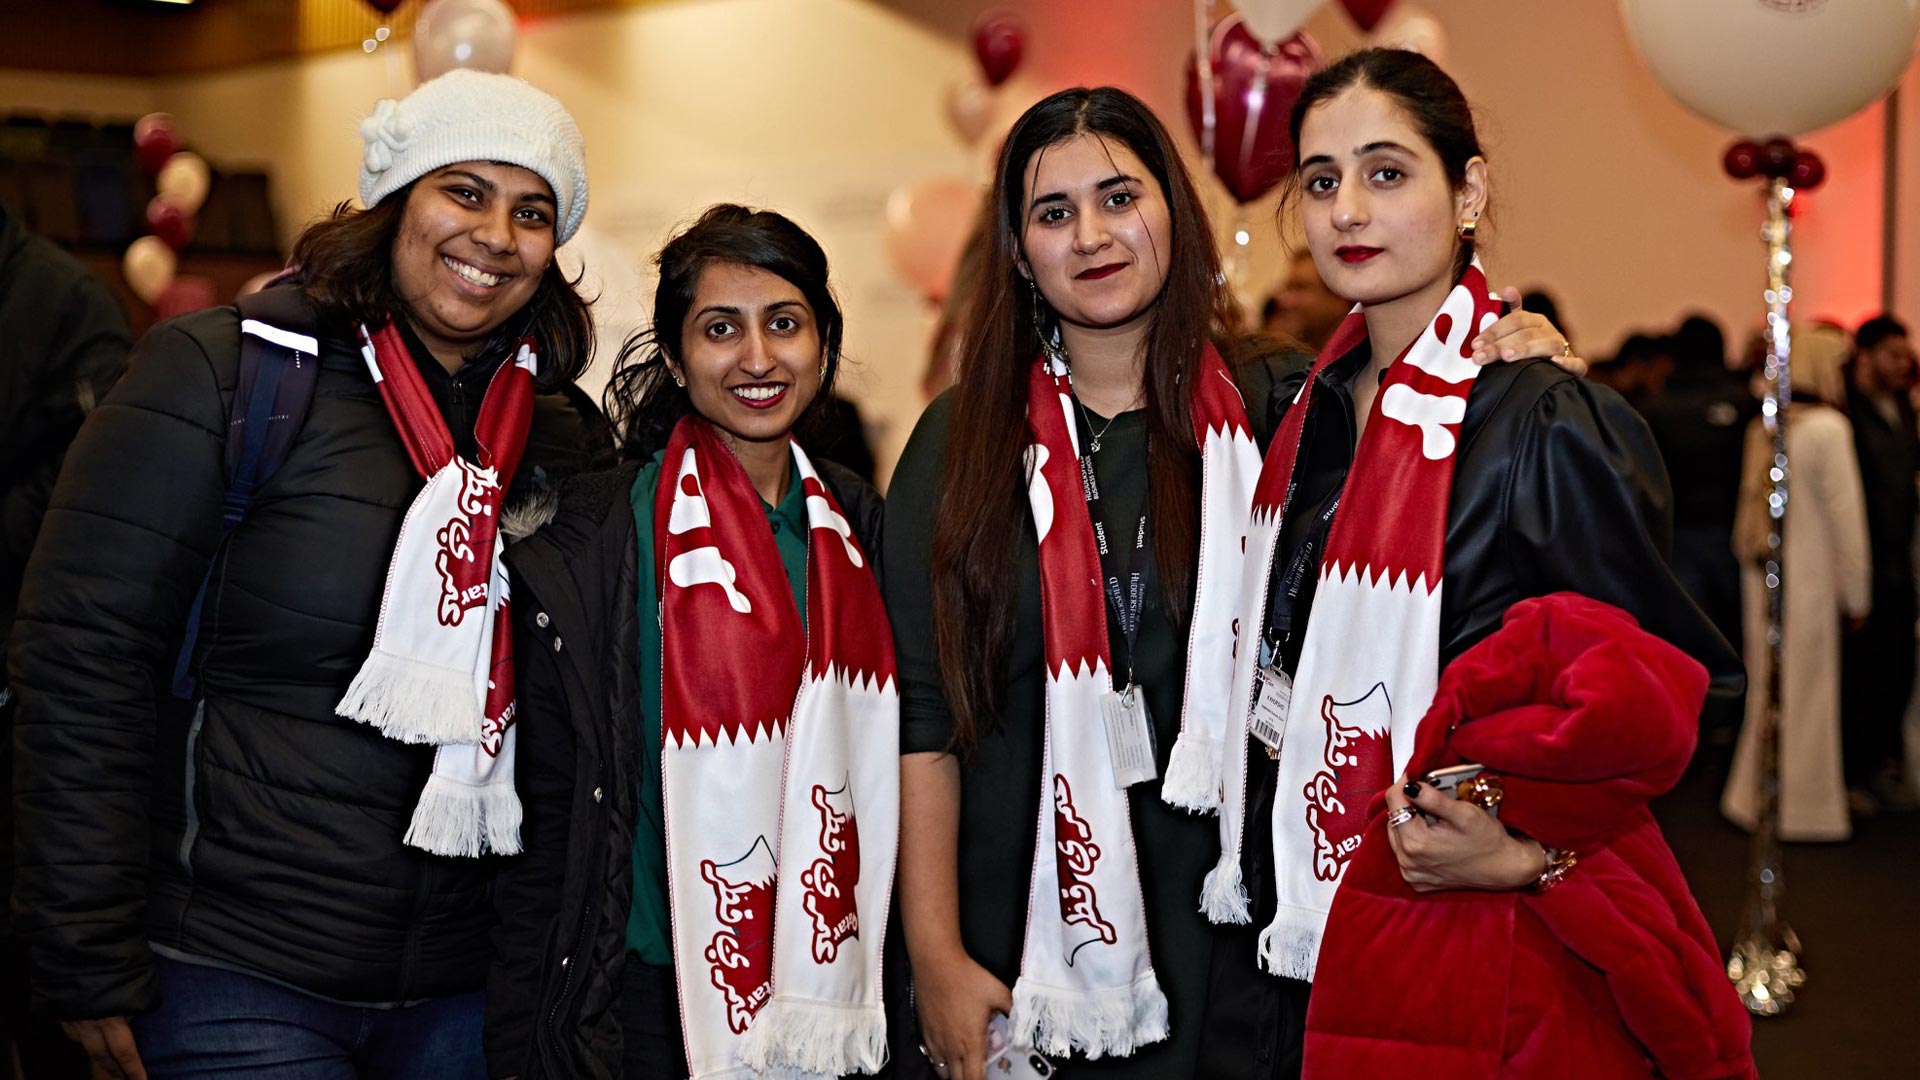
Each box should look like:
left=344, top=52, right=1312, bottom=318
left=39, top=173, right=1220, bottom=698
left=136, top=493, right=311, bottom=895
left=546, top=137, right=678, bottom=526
left=543, top=898, right=592, bottom=1070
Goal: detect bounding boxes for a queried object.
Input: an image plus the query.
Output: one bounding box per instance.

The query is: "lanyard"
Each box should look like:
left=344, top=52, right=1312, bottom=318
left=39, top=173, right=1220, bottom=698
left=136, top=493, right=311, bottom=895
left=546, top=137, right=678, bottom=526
left=1076, top=416, right=1151, bottom=689
left=1262, top=486, right=1343, bottom=661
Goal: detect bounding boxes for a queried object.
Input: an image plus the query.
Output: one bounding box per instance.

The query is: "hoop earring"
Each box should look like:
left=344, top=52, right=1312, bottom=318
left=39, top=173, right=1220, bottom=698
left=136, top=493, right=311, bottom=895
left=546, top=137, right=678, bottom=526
left=670, top=370, right=685, bottom=388
left=1457, top=217, right=1478, bottom=243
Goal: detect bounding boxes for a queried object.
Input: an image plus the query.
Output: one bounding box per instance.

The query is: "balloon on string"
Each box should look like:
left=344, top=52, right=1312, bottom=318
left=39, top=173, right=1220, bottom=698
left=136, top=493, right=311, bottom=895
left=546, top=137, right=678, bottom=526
left=945, top=79, right=995, bottom=145
left=1185, top=16, right=1323, bottom=205
left=1620, top=0, right=1920, bottom=136
left=972, top=12, right=1025, bottom=87
left=152, top=275, right=218, bottom=321
left=1232, top=0, right=1323, bottom=47
left=122, top=236, right=178, bottom=305
left=145, top=195, right=195, bottom=251
left=414, top=0, right=518, bottom=82
left=1340, top=0, right=1398, bottom=32
left=1370, top=4, right=1447, bottom=64
left=156, top=152, right=212, bottom=214
left=132, top=113, right=179, bottom=176
left=884, top=178, right=981, bottom=303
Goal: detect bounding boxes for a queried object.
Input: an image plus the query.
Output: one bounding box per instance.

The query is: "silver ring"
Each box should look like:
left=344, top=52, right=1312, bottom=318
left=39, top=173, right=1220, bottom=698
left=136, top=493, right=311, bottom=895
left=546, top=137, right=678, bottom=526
left=1387, top=806, right=1418, bottom=828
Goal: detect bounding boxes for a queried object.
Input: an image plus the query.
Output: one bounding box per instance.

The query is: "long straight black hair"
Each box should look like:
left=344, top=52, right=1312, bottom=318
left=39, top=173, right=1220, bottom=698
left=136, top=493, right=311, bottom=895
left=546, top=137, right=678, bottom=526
left=931, top=86, right=1240, bottom=760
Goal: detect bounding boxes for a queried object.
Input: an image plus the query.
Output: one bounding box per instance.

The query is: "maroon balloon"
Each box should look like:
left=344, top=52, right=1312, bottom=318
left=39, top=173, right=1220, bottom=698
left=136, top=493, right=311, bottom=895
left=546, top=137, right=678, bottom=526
left=973, top=14, right=1025, bottom=88
left=1790, top=151, right=1826, bottom=191
left=1185, top=18, right=1323, bottom=205
left=1723, top=141, right=1761, bottom=180
left=365, top=0, right=405, bottom=14
left=145, top=196, right=194, bottom=251
left=1340, top=0, right=1397, bottom=32
left=1760, top=137, right=1798, bottom=179
left=133, top=113, right=179, bottom=176
left=151, top=275, right=217, bottom=320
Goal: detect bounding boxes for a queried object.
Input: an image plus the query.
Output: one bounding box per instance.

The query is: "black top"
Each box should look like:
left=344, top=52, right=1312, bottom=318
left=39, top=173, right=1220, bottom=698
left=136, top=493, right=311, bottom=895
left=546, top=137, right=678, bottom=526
left=1844, top=381, right=1920, bottom=594
left=884, top=355, right=1294, bottom=1078
left=8, top=290, right=600, bottom=1017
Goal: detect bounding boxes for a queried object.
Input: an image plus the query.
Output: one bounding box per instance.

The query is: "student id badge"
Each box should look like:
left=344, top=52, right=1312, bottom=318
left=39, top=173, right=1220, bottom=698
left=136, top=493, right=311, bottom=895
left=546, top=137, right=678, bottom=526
left=1250, top=665, right=1292, bottom=758
left=1101, top=683, right=1158, bottom=788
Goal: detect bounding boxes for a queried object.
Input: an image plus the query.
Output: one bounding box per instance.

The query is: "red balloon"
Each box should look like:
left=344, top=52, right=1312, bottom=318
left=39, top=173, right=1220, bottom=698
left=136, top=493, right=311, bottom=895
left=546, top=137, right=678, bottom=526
left=1790, top=151, right=1826, bottom=191
left=1185, top=18, right=1324, bottom=204
left=1760, top=137, right=1798, bottom=179
left=365, top=0, right=405, bottom=13
left=973, top=14, right=1025, bottom=87
left=1340, top=0, right=1398, bottom=32
left=133, top=113, right=179, bottom=176
left=1723, top=141, right=1761, bottom=180
left=151, top=275, right=217, bottom=321
left=145, top=196, right=194, bottom=251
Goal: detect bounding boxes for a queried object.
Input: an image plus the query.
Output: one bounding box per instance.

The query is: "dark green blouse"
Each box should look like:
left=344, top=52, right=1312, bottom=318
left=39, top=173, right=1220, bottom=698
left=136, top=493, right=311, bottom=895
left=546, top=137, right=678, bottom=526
left=626, top=452, right=810, bottom=965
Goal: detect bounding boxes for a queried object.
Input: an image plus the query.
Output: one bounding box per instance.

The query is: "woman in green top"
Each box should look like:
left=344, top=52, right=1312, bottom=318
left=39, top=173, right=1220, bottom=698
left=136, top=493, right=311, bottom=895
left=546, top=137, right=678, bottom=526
left=884, top=87, right=1576, bottom=1080
left=486, top=205, right=888, bottom=1079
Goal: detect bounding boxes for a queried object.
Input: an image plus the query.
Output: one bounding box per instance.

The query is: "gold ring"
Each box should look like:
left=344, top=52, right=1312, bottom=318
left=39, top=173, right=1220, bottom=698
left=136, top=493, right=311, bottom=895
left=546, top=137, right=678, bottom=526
left=1387, top=806, right=1418, bottom=828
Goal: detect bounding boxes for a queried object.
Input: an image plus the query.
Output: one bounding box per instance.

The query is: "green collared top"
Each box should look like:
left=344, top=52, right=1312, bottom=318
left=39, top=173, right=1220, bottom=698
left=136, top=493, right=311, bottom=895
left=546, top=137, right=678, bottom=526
left=626, top=449, right=809, bottom=966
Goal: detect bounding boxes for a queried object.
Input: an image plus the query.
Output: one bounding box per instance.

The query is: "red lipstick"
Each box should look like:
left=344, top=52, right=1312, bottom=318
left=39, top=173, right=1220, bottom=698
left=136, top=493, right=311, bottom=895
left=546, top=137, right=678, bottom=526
left=1335, top=246, right=1383, bottom=265
left=1076, top=263, right=1127, bottom=280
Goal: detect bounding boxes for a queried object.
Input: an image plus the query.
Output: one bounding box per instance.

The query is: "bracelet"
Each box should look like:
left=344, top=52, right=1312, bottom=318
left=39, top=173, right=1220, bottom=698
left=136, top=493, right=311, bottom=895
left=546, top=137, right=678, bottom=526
left=1533, top=845, right=1578, bottom=892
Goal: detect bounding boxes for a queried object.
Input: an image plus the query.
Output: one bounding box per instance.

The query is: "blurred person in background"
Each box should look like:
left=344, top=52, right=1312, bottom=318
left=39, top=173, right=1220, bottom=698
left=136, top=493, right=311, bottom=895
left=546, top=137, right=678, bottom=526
left=1724, top=324, right=1869, bottom=840
left=1843, top=314, right=1920, bottom=812
left=1261, top=249, right=1349, bottom=352
left=0, top=201, right=129, bottom=1080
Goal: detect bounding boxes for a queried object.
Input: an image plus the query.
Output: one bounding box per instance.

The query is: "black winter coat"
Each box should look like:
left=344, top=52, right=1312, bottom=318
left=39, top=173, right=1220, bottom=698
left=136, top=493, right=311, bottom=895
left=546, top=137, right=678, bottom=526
left=484, top=455, right=884, bottom=1080
left=9, top=288, right=597, bottom=1017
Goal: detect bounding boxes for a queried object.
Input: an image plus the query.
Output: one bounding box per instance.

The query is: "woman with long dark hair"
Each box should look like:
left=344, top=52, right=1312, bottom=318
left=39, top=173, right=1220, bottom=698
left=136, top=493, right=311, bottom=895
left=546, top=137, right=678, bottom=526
left=486, top=205, right=899, bottom=1080
left=1200, top=49, right=1751, bottom=1078
left=884, top=85, right=1573, bottom=1080
left=10, top=70, right=598, bottom=1078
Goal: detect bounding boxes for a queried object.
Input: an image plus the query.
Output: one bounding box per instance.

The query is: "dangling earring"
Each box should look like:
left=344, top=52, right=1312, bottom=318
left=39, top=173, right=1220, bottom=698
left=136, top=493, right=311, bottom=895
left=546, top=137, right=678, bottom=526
left=1027, top=278, right=1067, bottom=367
left=670, top=369, right=685, bottom=388
left=1457, top=216, right=1478, bottom=243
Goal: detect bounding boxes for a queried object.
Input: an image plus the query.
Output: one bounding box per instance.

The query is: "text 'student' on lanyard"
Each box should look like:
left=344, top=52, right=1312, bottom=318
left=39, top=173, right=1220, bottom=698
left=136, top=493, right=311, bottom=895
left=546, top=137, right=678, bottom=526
left=1075, top=413, right=1151, bottom=692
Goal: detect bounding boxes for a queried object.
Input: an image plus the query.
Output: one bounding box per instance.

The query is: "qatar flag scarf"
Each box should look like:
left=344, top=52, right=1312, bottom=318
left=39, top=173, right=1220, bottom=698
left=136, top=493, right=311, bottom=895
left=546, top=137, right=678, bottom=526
left=1011, top=343, right=1256, bottom=1059
left=656, top=417, right=899, bottom=1080
left=1206, top=263, right=1500, bottom=981
left=336, top=321, right=530, bottom=858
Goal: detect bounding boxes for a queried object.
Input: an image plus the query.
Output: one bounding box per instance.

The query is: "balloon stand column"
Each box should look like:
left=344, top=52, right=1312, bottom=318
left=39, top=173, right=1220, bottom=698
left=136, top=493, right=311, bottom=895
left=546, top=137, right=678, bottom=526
left=1721, top=138, right=1825, bottom=1018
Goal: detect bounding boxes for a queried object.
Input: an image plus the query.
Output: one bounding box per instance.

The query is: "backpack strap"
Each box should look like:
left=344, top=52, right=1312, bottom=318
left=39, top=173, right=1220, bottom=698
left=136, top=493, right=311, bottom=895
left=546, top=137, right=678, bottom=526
left=170, top=287, right=323, bottom=699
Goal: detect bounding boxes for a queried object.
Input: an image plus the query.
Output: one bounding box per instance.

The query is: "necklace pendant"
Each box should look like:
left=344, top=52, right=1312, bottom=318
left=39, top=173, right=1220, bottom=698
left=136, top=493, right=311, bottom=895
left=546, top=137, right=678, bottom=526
left=1089, top=438, right=1102, bottom=453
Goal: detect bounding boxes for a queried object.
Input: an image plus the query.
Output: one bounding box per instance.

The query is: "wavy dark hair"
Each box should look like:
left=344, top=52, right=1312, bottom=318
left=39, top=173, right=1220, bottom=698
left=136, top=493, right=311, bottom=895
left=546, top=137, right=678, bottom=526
left=931, top=86, right=1240, bottom=760
left=288, top=184, right=593, bottom=390
left=605, top=204, right=846, bottom=463
left=1286, top=47, right=1485, bottom=282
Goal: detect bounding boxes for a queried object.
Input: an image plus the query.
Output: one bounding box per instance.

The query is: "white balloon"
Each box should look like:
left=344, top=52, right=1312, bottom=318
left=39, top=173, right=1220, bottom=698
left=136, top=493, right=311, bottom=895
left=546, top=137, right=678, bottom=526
left=155, top=151, right=212, bottom=214
left=414, top=0, right=517, bottom=83
left=1620, top=0, right=1920, bottom=136
left=1233, top=0, right=1325, bottom=48
left=1371, top=5, right=1447, bottom=65
left=123, top=235, right=178, bottom=305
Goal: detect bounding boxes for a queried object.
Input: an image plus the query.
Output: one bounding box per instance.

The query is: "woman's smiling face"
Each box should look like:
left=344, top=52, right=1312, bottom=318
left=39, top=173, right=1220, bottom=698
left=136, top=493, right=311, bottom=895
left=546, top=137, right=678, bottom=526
left=389, top=160, right=557, bottom=364
left=1018, top=134, right=1173, bottom=334
left=1296, top=86, right=1485, bottom=311
left=670, top=261, right=824, bottom=449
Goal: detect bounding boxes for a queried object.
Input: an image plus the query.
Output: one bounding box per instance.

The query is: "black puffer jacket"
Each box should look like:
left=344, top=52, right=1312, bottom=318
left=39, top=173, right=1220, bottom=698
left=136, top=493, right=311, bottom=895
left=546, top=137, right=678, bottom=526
left=9, top=286, right=598, bottom=1017
left=484, top=455, right=884, bottom=1079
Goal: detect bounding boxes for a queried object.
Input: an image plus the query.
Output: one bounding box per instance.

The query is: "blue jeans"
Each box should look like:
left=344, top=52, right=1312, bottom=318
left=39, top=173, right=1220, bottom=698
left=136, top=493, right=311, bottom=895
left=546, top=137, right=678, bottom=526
left=130, top=956, right=486, bottom=1080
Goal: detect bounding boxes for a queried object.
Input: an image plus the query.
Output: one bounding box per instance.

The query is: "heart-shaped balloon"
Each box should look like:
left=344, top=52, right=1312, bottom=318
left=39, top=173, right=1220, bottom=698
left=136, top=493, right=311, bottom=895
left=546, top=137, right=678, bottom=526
left=1186, top=17, right=1323, bottom=205
left=973, top=13, right=1024, bottom=88
left=366, top=0, right=405, bottom=14
left=1340, top=0, right=1398, bottom=32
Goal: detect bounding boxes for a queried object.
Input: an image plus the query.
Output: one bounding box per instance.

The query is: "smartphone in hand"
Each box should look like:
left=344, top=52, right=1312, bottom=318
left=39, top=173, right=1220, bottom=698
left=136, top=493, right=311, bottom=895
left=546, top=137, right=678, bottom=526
left=985, top=1014, right=1055, bottom=1078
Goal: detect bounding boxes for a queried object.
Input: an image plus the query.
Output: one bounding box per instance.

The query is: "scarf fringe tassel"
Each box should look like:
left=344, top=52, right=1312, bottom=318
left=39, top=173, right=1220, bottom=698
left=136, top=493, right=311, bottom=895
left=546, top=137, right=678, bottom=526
left=337, top=649, right=484, bottom=745
left=1200, top=855, right=1251, bottom=924
left=1009, top=973, right=1170, bottom=1061
left=736, top=998, right=887, bottom=1076
left=1256, top=906, right=1324, bottom=982
left=1160, top=733, right=1223, bottom=813
left=402, top=770, right=523, bottom=857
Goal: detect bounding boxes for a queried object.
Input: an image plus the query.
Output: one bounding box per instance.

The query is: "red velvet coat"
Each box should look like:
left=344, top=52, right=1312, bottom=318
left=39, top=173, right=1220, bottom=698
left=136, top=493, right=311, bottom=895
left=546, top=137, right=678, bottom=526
left=1303, top=594, right=1756, bottom=1080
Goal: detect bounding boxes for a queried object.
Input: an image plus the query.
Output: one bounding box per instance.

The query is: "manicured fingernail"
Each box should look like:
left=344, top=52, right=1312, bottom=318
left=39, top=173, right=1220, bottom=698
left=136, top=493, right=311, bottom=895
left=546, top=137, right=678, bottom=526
left=1403, top=781, right=1422, bottom=799
left=1502, top=348, right=1516, bottom=359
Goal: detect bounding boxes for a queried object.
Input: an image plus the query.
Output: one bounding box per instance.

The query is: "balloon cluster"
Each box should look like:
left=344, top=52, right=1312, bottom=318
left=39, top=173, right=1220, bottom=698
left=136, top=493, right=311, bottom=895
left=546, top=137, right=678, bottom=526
left=125, top=113, right=217, bottom=318
left=942, top=12, right=1026, bottom=147
left=1723, top=137, right=1825, bottom=192
left=1184, top=16, right=1322, bottom=206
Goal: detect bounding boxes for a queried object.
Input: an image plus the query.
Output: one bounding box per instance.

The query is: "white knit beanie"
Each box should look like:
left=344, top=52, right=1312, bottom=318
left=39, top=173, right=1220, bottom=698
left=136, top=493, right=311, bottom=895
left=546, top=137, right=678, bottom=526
left=358, top=69, right=588, bottom=245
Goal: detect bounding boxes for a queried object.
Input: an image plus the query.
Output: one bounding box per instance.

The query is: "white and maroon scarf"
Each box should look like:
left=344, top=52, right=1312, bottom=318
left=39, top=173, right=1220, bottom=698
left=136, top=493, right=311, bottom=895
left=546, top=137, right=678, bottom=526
left=656, top=417, right=899, bottom=1080
left=1011, top=344, right=1256, bottom=1059
left=336, top=321, right=531, bottom=858
left=1207, top=263, right=1500, bottom=980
